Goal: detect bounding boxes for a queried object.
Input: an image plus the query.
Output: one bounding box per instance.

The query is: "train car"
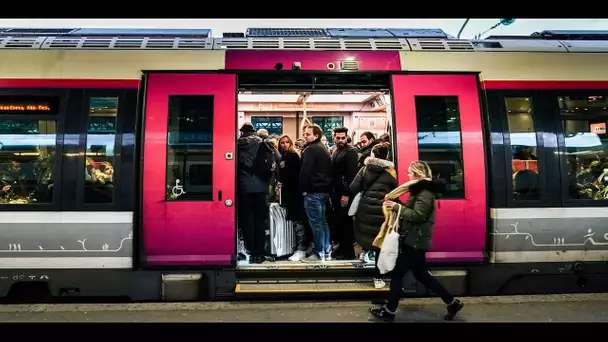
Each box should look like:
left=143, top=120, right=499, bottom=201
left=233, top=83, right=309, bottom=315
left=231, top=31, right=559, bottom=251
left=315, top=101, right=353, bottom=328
left=0, top=27, right=606, bottom=301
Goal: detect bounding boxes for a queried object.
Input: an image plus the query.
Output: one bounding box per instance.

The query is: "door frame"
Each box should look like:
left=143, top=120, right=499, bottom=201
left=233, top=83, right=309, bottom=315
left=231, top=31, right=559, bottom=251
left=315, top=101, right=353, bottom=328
left=390, top=73, right=487, bottom=263
left=133, top=70, right=489, bottom=269
left=136, top=71, right=238, bottom=269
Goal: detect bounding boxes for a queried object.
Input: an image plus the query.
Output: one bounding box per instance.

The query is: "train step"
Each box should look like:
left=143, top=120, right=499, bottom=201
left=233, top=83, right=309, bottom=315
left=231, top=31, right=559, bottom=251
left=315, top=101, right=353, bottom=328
left=161, top=273, right=203, bottom=301
left=236, top=278, right=389, bottom=295
left=234, top=270, right=468, bottom=297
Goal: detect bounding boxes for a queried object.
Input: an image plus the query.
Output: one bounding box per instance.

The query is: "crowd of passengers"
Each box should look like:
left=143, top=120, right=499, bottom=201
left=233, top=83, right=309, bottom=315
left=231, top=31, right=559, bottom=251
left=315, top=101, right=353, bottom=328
left=237, top=122, right=466, bottom=321
left=237, top=122, right=394, bottom=288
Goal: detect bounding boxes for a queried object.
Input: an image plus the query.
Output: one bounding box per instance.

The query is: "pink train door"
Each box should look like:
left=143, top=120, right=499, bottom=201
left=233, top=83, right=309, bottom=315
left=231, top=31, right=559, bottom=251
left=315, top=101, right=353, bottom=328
left=141, top=73, right=237, bottom=266
left=391, top=74, right=486, bottom=263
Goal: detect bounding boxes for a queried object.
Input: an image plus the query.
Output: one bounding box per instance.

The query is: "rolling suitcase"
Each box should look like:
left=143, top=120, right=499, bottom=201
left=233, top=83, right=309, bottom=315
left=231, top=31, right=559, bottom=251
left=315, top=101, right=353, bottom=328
left=268, top=202, right=295, bottom=257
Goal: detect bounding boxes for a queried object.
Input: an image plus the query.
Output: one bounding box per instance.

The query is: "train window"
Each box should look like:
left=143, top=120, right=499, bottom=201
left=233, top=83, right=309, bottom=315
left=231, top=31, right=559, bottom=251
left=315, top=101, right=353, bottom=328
left=251, top=116, right=283, bottom=136
left=312, top=116, right=344, bottom=146
left=562, top=119, right=608, bottom=200
left=558, top=95, right=608, bottom=116
left=505, top=97, right=540, bottom=201
left=84, top=97, right=118, bottom=203
left=166, top=95, right=214, bottom=201
left=0, top=119, right=56, bottom=204
left=414, top=96, right=464, bottom=198
left=557, top=94, right=608, bottom=201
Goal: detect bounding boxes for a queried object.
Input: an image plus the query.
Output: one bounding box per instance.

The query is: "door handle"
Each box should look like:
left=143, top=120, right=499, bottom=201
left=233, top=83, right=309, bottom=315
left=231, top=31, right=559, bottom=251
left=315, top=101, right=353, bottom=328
left=218, top=190, right=223, bottom=201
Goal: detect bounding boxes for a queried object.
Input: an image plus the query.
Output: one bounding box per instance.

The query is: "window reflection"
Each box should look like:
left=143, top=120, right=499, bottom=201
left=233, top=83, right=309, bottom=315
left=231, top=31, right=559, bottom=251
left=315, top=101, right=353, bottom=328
left=251, top=116, right=283, bottom=136
left=505, top=97, right=539, bottom=200
left=415, top=96, right=464, bottom=198
left=166, top=95, right=214, bottom=201
left=0, top=120, right=56, bottom=204
left=558, top=95, right=608, bottom=116
left=563, top=119, right=608, bottom=200
left=312, top=116, right=344, bottom=146
left=84, top=97, right=117, bottom=203
left=558, top=94, right=608, bottom=200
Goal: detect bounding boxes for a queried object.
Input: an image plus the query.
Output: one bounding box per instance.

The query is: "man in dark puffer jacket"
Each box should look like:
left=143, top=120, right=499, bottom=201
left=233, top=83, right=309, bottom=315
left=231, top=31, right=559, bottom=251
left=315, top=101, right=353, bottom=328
left=237, top=123, right=271, bottom=264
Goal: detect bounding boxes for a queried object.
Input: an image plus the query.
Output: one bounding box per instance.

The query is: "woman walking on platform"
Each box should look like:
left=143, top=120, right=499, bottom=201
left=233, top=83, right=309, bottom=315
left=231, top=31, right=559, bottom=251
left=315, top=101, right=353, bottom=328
left=370, top=160, right=464, bottom=321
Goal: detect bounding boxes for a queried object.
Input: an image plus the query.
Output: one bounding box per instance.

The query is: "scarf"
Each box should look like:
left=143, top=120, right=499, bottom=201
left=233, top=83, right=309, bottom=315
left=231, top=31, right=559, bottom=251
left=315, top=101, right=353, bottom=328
left=372, top=177, right=431, bottom=249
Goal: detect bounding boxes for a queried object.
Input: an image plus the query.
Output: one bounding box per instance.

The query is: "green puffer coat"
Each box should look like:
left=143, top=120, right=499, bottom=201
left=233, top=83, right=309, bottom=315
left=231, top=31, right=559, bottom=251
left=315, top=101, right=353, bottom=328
left=393, top=179, right=446, bottom=252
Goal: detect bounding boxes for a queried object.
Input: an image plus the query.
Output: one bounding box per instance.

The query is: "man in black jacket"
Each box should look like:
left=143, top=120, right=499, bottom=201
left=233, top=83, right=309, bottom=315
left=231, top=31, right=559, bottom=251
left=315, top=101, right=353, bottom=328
left=300, top=124, right=333, bottom=261
left=237, top=123, right=272, bottom=264
left=329, top=126, right=359, bottom=260
left=357, top=131, right=378, bottom=171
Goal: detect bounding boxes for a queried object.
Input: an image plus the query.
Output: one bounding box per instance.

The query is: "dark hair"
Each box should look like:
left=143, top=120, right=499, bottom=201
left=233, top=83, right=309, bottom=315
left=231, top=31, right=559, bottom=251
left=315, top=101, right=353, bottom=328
left=333, top=126, right=348, bottom=135
left=360, top=131, right=376, bottom=141
left=305, top=124, right=324, bottom=139
left=372, top=142, right=391, bottom=160
left=379, top=132, right=390, bottom=143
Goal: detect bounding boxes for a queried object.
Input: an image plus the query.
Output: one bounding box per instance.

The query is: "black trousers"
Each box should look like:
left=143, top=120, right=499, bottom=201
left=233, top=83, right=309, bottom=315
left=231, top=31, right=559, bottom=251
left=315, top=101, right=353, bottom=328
left=374, top=249, right=381, bottom=279
left=385, top=245, right=455, bottom=312
left=330, top=194, right=355, bottom=256
left=238, top=192, right=268, bottom=257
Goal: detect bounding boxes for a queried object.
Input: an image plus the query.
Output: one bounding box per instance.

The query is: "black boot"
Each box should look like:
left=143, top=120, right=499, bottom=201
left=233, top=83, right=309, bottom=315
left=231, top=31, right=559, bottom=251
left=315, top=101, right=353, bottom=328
left=249, top=255, right=265, bottom=264
left=370, top=298, right=388, bottom=305
left=369, top=306, right=395, bottom=321
left=444, top=299, right=463, bottom=321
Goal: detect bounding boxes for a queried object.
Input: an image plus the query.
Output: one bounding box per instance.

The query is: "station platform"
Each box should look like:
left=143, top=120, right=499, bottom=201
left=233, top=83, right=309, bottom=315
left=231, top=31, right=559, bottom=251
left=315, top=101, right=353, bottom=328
left=0, top=293, right=607, bottom=322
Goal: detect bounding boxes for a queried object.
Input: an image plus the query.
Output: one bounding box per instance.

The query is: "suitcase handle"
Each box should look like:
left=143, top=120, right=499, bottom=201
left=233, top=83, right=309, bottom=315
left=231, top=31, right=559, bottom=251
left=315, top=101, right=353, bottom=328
left=218, top=190, right=223, bottom=201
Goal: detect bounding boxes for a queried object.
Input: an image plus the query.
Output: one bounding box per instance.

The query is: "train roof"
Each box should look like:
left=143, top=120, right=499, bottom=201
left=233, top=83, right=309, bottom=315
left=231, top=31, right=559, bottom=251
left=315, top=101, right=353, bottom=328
left=1, top=27, right=608, bottom=53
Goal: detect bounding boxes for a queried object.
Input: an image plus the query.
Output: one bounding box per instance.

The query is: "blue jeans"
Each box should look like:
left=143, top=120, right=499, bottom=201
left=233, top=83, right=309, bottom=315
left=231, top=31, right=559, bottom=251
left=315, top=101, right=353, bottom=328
left=303, top=193, right=331, bottom=256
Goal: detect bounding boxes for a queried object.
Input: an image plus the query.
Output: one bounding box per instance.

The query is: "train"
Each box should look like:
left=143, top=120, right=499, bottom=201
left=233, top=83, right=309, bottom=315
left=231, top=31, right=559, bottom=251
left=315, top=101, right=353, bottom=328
left=0, top=26, right=606, bottom=301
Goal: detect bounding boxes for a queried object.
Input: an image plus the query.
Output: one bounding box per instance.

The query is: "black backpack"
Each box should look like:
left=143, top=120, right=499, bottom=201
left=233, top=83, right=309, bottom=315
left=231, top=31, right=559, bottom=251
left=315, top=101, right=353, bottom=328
left=252, top=141, right=277, bottom=181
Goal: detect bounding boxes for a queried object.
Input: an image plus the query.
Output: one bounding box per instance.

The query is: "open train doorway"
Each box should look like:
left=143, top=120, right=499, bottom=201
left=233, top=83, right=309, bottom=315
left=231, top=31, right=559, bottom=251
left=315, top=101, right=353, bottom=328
left=235, top=72, right=395, bottom=271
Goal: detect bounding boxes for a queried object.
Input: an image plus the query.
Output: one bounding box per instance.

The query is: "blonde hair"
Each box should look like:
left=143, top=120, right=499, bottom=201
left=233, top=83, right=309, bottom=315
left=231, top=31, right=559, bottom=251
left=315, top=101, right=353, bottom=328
left=279, top=134, right=296, bottom=152
left=409, top=160, right=432, bottom=179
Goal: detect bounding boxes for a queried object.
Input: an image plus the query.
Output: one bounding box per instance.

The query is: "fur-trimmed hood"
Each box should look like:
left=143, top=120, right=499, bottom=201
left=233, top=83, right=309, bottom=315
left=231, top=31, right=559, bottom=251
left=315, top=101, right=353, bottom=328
left=364, top=156, right=394, bottom=170
left=409, top=178, right=447, bottom=196
left=364, top=157, right=396, bottom=179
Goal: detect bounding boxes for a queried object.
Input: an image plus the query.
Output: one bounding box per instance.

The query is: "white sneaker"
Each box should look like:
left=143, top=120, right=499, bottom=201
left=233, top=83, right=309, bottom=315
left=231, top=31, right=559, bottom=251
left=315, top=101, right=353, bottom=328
left=289, top=250, right=307, bottom=261
left=373, top=278, right=386, bottom=289
left=362, top=251, right=371, bottom=263
left=324, top=251, right=332, bottom=261
left=367, top=251, right=376, bottom=262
